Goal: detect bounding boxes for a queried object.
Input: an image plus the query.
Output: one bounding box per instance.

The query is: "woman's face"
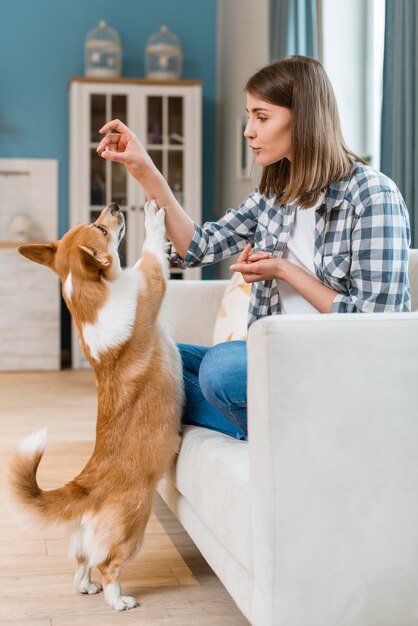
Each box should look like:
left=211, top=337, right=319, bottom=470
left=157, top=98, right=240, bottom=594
left=244, top=92, right=293, bottom=165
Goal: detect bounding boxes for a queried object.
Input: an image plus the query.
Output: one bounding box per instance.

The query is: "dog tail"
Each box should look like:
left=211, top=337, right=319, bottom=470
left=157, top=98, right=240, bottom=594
left=8, top=429, right=88, bottom=526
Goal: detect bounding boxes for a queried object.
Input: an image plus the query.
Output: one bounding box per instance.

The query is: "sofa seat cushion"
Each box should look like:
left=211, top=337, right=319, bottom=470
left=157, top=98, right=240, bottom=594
left=166, top=425, right=253, bottom=574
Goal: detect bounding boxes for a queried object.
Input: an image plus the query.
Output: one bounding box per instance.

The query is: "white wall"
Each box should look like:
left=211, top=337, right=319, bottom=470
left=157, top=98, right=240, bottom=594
left=216, top=0, right=269, bottom=210
left=216, top=0, right=269, bottom=276
left=321, top=0, right=369, bottom=159
left=321, top=0, right=384, bottom=165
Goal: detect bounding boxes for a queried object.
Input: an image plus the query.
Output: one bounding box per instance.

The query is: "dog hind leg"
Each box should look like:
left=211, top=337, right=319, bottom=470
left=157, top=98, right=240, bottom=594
left=74, top=555, right=103, bottom=595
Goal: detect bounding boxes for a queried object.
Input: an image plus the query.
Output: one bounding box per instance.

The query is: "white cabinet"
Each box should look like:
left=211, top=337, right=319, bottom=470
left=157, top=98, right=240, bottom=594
left=0, top=158, right=59, bottom=371
left=69, top=77, right=202, bottom=368
left=0, top=248, right=60, bottom=371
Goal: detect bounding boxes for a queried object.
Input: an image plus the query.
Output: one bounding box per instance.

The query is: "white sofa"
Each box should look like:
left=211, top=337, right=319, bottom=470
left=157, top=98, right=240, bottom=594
left=158, top=249, right=418, bottom=626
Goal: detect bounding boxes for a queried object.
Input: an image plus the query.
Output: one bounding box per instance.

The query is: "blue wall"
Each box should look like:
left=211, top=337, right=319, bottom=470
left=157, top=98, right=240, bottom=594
left=0, top=0, right=217, bottom=235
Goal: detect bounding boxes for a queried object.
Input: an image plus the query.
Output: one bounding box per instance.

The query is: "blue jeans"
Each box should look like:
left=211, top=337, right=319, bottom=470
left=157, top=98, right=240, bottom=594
left=178, top=341, right=248, bottom=440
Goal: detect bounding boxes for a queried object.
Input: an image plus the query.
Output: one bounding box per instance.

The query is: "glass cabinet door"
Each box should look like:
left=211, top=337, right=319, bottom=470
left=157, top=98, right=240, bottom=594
left=89, top=93, right=128, bottom=267
left=146, top=94, right=184, bottom=206
left=70, top=79, right=202, bottom=369
left=145, top=93, right=185, bottom=279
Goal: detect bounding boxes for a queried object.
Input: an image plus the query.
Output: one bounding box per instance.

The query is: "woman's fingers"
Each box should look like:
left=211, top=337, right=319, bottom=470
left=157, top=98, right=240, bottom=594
left=97, top=133, right=123, bottom=153
left=99, top=148, right=122, bottom=161
left=235, top=243, right=271, bottom=265
left=229, top=265, right=259, bottom=283
left=99, top=140, right=130, bottom=162
left=233, top=270, right=258, bottom=283
left=248, top=252, right=271, bottom=262
left=99, top=119, right=131, bottom=135
left=230, top=262, right=256, bottom=273
left=236, top=243, right=252, bottom=263
left=242, top=274, right=258, bottom=283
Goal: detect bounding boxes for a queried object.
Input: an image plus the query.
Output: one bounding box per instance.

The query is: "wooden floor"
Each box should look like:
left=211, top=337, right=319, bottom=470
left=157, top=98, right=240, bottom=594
left=0, top=370, right=249, bottom=626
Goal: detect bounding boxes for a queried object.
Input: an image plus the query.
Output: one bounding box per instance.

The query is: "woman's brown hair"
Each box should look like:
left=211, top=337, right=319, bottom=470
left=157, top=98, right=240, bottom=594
left=245, top=55, right=366, bottom=208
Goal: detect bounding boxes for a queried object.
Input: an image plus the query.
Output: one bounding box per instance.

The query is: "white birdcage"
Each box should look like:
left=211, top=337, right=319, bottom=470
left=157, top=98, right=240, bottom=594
left=85, top=20, right=122, bottom=78
left=145, top=25, right=182, bottom=80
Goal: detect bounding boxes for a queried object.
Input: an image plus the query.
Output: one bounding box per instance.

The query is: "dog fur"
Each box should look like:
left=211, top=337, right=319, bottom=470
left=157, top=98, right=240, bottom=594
left=8, top=201, right=183, bottom=611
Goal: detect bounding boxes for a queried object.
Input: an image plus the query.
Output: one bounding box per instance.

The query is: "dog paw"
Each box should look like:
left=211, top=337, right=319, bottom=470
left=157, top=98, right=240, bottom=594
left=144, top=200, right=165, bottom=225
left=144, top=199, right=159, bottom=218
left=78, top=581, right=103, bottom=595
left=143, top=201, right=167, bottom=260
left=144, top=200, right=164, bottom=225
left=122, top=595, right=140, bottom=609
left=112, top=595, right=140, bottom=611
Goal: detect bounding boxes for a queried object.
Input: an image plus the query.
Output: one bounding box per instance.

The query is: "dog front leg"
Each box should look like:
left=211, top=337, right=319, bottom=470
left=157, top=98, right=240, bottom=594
left=98, top=560, right=139, bottom=611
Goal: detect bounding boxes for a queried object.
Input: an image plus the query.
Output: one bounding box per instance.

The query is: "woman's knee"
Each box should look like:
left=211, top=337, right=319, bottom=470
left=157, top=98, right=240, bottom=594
left=198, top=341, right=247, bottom=406
left=177, top=343, right=209, bottom=377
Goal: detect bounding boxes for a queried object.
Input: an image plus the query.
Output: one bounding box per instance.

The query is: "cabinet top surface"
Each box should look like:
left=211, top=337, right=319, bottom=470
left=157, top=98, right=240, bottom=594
left=69, top=76, right=203, bottom=87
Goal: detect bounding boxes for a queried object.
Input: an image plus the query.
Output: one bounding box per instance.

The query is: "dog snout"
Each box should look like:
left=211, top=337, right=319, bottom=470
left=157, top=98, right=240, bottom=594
left=106, top=202, right=120, bottom=215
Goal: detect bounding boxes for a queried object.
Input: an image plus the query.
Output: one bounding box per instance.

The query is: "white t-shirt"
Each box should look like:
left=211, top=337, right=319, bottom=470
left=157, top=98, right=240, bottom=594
left=276, top=193, right=325, bottom=314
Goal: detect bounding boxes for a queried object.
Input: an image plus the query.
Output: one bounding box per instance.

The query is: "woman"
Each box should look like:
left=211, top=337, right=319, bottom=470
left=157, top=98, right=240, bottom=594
left=97, top=55, right=411, bottom=441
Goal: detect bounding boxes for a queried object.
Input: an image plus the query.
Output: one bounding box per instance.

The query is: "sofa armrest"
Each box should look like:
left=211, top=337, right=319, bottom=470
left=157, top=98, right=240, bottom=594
left=247, top=312, right=418, bottom=626
left=408, top=248, right=418, bottom=311
left=164, top=280, right=228, bottom=345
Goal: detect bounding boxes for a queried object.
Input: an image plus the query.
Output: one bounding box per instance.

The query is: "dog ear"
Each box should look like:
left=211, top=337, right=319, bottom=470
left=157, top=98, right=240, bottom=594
left=18, top=243, right=57, bottom=269
left=79, top=245, right=110, bottom=270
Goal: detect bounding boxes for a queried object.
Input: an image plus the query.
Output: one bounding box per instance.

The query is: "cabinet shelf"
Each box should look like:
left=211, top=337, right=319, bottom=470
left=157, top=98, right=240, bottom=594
left=69, top=76, right=202, bottom=87
left=89, top=143, right=185, bottom=151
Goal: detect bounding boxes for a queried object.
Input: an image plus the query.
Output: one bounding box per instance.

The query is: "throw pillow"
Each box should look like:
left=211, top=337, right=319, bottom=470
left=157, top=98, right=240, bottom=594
left=212, top=272, right=251, bottom=344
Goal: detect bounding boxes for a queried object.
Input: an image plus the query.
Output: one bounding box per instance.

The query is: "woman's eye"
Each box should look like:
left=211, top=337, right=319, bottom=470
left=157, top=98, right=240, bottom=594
left=257, top=116, right=267, bottom=122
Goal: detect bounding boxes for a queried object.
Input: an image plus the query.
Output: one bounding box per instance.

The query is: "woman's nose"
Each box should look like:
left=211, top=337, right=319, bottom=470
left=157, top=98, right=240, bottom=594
left=244, top=120, right=255, bottom=139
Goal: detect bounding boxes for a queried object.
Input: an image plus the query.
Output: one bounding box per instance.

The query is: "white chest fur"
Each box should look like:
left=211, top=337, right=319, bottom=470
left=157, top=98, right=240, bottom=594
left=82, top=269, right=142, bottom=362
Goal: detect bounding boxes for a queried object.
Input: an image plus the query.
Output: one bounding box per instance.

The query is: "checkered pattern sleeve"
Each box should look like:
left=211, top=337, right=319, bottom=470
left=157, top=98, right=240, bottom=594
left=331, top=189, right=411, bottom=312
left=169, top=190, right=262, bottom=268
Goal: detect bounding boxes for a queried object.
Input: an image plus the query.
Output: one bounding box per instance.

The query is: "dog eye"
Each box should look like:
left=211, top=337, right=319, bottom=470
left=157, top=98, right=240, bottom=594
left=94, top=224, right=108, bottom=236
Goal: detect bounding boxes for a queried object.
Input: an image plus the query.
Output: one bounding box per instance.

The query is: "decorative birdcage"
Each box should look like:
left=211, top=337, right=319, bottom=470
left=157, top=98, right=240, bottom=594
left=145, top=25, right=182, bottom=80
left=85, top=20, right=122, bottom=78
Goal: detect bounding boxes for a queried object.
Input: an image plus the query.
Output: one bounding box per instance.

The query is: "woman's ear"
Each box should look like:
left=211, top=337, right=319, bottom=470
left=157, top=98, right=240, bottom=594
left=17, top=243, right=57, bottom=270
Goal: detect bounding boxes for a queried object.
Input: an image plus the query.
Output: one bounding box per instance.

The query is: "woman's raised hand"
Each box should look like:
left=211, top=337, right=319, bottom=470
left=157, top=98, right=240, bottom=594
left=97, top=119, right=155, bottom=179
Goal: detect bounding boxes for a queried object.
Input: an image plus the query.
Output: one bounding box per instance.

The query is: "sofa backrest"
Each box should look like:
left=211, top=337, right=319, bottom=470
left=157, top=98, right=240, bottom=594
left=409, top=249, right=418, bottom=311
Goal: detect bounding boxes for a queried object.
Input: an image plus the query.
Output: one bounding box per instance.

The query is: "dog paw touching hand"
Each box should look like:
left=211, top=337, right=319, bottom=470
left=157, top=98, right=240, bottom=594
left=143, top=200, right=167, bottom=264
left=144, top=199, right=161, bottom=217
left=144, top=200, right=165, bottom=230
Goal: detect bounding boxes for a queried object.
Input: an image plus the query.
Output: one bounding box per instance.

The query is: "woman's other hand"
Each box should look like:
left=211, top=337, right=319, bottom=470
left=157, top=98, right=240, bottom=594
left=230, top=243, right=336, bottom=312
left=97, top=119, right=155, bottom=179
left=229, top=243, right=283, bottom=283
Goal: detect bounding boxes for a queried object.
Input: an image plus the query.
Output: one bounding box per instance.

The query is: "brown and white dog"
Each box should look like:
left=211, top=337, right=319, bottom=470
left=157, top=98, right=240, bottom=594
left=8, top=201, right=183, bottom=611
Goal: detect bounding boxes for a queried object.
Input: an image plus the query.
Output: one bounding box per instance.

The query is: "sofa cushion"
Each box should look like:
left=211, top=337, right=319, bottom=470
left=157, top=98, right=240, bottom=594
left=166, top=425, right=253, bottom=574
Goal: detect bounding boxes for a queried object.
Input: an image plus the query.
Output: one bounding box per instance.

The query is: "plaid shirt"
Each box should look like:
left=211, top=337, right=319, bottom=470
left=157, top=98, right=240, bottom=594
left=170, top=162, right=411, bottom=325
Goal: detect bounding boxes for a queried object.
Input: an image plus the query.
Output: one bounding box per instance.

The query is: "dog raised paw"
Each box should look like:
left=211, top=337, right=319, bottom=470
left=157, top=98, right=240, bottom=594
left=144, top=200, right=165, bottom=227
left=144, top=199, right=158, bottom=216
left=143, top=201, right=167, bottom=258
